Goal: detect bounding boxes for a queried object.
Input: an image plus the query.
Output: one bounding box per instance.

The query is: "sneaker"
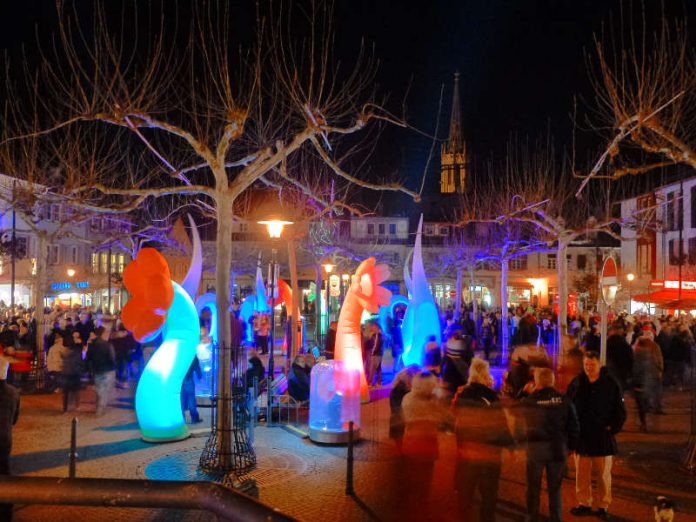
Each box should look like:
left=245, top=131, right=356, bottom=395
left=570, top=505, right=592, bottom=516
left=596, top=508, right=610, bottom=520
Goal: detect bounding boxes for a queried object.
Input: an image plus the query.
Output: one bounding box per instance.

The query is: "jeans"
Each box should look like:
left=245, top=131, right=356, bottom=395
left=456, top=458, right=501, bottom=522
left=368, top=355, right=382, bottom=386
left=94, top=371, right=115, bottom=414
left=526, top=457, right=566, bottom=522
left=181, top=378, right=200, bottom=422
left=62, top=374, right=81, bottom=412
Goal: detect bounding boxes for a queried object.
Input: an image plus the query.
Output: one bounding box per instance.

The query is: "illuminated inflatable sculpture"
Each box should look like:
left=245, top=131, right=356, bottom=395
left=123, top=245, right=201, bottom=442
left=333, top=257, right=392, bottom=403
left=401, top=215, right=441, bottom=367
left=308, top=359, right=361, bottom=443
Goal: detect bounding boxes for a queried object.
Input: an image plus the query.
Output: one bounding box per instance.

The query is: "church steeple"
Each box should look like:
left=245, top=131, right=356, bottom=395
left=440, top=72, right=467, bottom=194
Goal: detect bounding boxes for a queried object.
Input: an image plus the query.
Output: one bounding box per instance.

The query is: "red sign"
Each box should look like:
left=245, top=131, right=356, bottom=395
left=449, top=290, right=457, bottom=298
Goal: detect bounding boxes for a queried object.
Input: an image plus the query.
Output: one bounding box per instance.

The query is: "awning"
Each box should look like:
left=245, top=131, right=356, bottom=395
left=633, top=289, right=696, bottom=308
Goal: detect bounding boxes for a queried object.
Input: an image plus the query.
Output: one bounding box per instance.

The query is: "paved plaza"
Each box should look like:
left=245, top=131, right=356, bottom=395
left=8, top=376, right=696, bottom=521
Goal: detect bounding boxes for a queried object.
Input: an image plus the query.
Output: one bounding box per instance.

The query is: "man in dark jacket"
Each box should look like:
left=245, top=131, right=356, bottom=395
left=452, top=359, right=513, bottom=522
left=0, top=358, right=20, bottom=521
left=606, top=325, right=633, bottom=391
left=87, top=326, right=116, bottom=415
left=519, top=368, right=579, bottom=522
left=566, top=351, right=626, bottom=520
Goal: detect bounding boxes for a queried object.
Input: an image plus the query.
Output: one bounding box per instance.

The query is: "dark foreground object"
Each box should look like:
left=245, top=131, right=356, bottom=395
left=0, top=476, right=297, bottom=522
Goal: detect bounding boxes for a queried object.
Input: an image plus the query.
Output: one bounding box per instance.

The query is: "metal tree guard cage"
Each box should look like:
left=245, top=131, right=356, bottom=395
left=199, top=341, right=256, bottom=479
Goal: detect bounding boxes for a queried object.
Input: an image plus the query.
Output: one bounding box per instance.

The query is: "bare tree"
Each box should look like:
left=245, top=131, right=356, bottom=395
left=2, top=1, right=421, bottom=467
left=578, top=9, right=696, bottom=194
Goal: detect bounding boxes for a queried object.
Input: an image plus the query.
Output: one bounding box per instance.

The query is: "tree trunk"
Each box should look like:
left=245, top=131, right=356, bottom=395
left=455, top=268, right=462, bottom=322
left=287, top=238, right=301, bottom=367
left=469, top=266, right=478, bottom=320
left=556, top=242, right=568, bottom=354
left=34, top=232, right=48, bottom=369
left=315, top=265, right=322, bottom=348
left=215, top=196, right=233, bottom=467
left=500, top=259, right=509, bottom=363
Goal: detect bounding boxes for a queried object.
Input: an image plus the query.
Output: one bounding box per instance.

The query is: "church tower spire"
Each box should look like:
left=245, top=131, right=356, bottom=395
left=440, top=72, right=467, bottom=193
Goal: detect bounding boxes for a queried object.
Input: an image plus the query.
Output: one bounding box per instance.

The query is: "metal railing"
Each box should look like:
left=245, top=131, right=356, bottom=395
left=0, top=476, right=297, bottom=521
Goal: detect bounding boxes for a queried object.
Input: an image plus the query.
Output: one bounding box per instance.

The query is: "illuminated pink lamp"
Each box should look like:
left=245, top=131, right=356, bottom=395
left=333, top=257, right=392, bottom=403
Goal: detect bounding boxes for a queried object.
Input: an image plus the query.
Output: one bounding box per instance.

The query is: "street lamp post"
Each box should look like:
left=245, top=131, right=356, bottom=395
left=67, top=268, right=76, bottom=308
left=258, top=217, right=293, bottom=384
left=626, top=273, right=635, bottom=313
left=322, top=260, right=334, bottom=349
left=340, top=273, right=350, bottom=307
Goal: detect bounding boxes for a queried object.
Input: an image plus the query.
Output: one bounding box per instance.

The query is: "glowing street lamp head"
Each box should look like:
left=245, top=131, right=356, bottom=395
left=626, top=273, right=635, bottom=282
left=322, top=260, right=335, bottom=274
left=341, top=273, right=350, bottom=282
left=258, top=218, right=293, bottom=239
left=67, top=268, right=76, bottom=277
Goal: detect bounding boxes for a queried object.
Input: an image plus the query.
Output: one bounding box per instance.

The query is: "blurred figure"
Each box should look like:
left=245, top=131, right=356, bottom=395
left=0, top=359, right=20, bottom=521
left=366, top=322, right=384, bottom=387
left=518, top=368, right=579, bottom=522
left=325, top=321, right=337, bottom=359
left=87, top=326, right=116, bottom=416
left=389, top=364, right=421, bottom=454
left=400, top=371, right=445, bottom=518
left=633, top=334, right=664, bottom=431
left=60, top=341, right=83, bottom=413
left=606, top=324, right=633, bottom=392
left=246, top=349, right=266, bottom=390
left=46, top=335, right=66, bottom=391
left=288, top=355, right=310, bottom=401
left=181, top=355, right=202, bottom=424
left=567, top=351, right=626, bottom=520
left=441, top=332, right=473, bottom=396
left=452, top=359, right=513, bottom=522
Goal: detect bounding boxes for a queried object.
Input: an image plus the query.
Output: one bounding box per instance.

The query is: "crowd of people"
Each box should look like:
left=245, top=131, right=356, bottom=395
left=385, top=305, right=693, bottom=521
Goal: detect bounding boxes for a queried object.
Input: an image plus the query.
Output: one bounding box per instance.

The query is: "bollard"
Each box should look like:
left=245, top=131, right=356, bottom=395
left=345, top=420, right=354, bottom=495
left=69, top=417, right=78, bottom=478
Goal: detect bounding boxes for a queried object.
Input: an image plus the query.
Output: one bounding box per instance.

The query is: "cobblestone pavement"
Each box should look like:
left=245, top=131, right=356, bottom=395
left=9, top=377, right=696, bottom=521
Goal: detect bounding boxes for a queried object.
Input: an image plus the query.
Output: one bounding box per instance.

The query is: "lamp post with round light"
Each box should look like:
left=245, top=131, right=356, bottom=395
left=626, top=273, right=635, bottom=313
left=257, top=217, right=293, bottom=382
left=322, top=260, right=335, bottom=348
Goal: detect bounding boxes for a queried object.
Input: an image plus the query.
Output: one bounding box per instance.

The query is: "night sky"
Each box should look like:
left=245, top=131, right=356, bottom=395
left=2, top=1, right=695, bottom=201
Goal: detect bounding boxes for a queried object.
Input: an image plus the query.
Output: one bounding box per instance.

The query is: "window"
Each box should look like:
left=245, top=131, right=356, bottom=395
left=48, top=245, right=60, bottom=265
left=68, top=246, right=79, bottom=265
left=510, top=255, right=528, bottom=270
left=577, top=254, right=587, bottom=270
left=547, top=254, right=557, bottom=270
left=378, top=224, right=385, bottom=235
left=424, top=224, right=436, bottom=236
left=439, top=225, right=449, bottom=236
left=91, top=253, right=99, bottom=274
left=239, top=223, right=248, bottom=232
left=100, top=252, right=108, bottom=273
left=49, top=204, right=61, bottom=222
left=117, top=254, right=125, bottom=273
left=90, top=218, right=102, bottom=232
left=389, top=223, right=397, bottom=235
left=14, top=237, right=28, bottom=259
left=690, top=238, right=696, bottom=265
left=638, top=243, right=653, bottom=276
left=669, top=239, right=685, bottom=265
left=367, top=224, right=375, bottom=235
left=666, top=191, right=682, bottom=231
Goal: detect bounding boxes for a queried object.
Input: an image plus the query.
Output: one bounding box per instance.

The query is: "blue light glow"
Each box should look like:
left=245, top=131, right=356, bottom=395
left=402, top=216, right=441, bottom=367
left=135, top=282, right=200, bottom=442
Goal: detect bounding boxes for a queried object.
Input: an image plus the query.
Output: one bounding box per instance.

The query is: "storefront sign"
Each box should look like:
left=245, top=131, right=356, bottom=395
left=50, top=281, right=90, bottom=291
left=650, top=280, right=696, bottom=290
